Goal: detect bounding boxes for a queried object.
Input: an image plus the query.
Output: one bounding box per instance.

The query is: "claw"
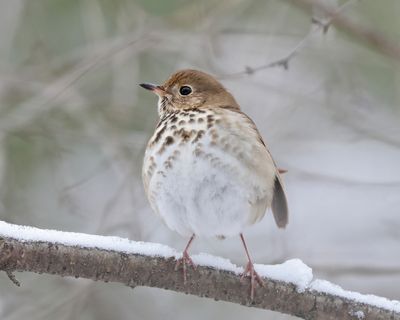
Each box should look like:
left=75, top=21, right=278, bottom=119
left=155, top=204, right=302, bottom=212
left=240, top=233, right=264, bottom=300
left=175, top=234, right=196, bottom=284
left=175, top=250, right=196, bottom=284
left=241, top=261, right=264, bottom=300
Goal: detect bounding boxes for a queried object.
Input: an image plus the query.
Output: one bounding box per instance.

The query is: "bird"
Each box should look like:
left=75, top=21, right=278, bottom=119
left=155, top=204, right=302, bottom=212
left=140, top=69, right=288, bottom=299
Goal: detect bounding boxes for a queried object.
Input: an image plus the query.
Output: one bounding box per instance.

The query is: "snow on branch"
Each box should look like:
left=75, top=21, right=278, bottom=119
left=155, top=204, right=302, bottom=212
left=0, top=221, right=399, bottom=320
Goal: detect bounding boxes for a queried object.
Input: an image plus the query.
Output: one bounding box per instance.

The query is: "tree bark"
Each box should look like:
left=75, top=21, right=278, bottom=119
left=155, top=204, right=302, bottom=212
left=0, top=235, right=398, bottom=320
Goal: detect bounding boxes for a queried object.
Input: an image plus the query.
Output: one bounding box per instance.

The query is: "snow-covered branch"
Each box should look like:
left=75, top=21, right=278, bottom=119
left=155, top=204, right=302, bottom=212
left=0, top=221, right=399, bottom=320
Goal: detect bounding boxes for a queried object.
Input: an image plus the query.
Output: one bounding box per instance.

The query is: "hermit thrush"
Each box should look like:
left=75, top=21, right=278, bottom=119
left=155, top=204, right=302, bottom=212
left=140, top=69, right=288, bottom=299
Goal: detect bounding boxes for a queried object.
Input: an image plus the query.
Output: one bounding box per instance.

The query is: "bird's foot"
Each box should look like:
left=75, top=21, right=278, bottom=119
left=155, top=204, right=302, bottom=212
left=175, top=250, right=196, bottom=284
left=241, top=260, right=264, bottom=300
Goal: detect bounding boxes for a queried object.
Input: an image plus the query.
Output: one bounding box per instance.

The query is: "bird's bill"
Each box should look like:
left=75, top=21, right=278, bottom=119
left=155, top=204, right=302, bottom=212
left=139, top=83, right=166, bottom=96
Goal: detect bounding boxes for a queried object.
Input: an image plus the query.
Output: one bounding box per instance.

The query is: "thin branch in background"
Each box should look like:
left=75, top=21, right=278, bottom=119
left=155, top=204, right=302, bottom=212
left=292, top=0, right=400, bottom=61
left=61, top=159, right=111, bottom=193
left=218, top=0, right=359, bottom=78
left=6, top=270, right=20, bottom=287
left=311, top=0, right=360, bottom=34
left=0, top=34, right=151, bottom=134
left=43, top=36, right=145, bottom=107
left=219, top=30, right=312, bottom=78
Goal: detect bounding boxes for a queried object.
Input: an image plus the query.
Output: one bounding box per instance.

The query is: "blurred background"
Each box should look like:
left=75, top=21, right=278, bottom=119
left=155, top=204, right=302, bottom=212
left=0, top=0, right=399, bottom=319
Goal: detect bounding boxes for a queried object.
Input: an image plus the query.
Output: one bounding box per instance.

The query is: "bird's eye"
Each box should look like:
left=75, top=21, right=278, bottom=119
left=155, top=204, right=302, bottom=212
left=179, top=86, right=192, bottom=96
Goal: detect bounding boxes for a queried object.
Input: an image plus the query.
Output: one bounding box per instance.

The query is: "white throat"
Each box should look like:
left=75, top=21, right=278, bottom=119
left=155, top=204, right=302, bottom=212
left=157, top=96, right=163, bottom=114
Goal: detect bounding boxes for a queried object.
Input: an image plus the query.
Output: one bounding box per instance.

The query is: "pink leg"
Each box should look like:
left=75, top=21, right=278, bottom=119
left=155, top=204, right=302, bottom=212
left=175, top=234, right=196, bottom=284
left=240, top=233, right=264, bottom=300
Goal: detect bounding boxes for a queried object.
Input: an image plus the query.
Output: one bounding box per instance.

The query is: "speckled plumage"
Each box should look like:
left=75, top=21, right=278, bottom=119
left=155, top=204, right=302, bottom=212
left=140, top=69, right=288, bottom=298
left=142, top=69, right=288, bottom=238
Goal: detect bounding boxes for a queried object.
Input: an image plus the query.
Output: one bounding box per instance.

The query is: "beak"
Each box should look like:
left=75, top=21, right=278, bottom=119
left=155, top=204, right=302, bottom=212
left=139, top=83, right=166, bottom=96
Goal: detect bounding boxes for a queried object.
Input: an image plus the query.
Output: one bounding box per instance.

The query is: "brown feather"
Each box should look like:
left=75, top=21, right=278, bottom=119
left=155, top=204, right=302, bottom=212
left=143, top=69, right=289, bottom=232
left=272, top=174, right=289, bottom=228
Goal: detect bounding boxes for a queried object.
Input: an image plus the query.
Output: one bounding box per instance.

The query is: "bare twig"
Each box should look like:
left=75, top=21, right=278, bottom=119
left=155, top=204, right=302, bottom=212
left=0, top=228, right=399, bottom=320
left=6, top=270, right=20, bottom=287
left=0, top=34, right=152, bottom=133
left=221, top=0, right=400, bottom=78
left=292, top=0, right=400, bottom=61
left=220, top=0, right=359, bottom=78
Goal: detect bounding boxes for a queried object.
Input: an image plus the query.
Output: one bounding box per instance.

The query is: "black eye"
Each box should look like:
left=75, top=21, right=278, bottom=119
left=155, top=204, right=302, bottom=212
left=179, top=86, right=192, bottom=95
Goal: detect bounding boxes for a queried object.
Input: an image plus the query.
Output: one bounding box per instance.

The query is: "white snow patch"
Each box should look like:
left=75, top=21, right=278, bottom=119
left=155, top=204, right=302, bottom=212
left=349, top=310, right=365, bottom=319
left=255, top=259, right=313, bottom=292
left=311, top=279, right=400, bottom=313
left=191, top=252, right=243, bottom=274
left=0, top=221, right=178, bottom=258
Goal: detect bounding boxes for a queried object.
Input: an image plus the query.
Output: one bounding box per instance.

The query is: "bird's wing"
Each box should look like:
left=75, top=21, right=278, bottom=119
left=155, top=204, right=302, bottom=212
left=243, top=114, right=289, bottom=228
left=217, top=106, right=289, bottom=228
left=260, top=138, right=289, bottom=228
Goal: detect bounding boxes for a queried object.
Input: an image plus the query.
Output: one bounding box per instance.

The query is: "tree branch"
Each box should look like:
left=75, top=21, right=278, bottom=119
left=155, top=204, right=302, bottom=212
left=221, top=0, right=400, bottom=78
left=219, top=0, right=359, bottom=78
left=292, top=0, right=400, bottom=60
left=0, top=223, right=399, bottom=320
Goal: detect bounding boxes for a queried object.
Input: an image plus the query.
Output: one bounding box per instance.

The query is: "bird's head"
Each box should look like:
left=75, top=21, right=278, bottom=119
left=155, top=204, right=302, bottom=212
left=140, top=69, right=239, bottom=115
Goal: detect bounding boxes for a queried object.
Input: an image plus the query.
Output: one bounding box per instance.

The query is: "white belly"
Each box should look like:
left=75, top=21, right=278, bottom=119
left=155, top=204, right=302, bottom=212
left=152, top=148, right=252, bottom=237
left=143, top=109, right=276, bottom=238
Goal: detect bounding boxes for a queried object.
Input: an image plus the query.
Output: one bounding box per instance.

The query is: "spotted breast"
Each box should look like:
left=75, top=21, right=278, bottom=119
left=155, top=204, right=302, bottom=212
left=142, top=106, right=276, bottom=238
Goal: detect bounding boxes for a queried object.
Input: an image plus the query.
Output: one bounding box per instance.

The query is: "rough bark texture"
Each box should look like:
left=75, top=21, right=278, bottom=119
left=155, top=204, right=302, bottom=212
left=0, top=236, right=398, bottom=320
